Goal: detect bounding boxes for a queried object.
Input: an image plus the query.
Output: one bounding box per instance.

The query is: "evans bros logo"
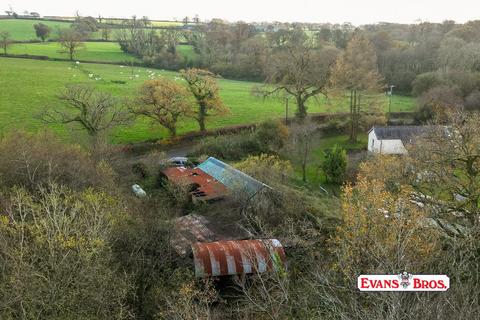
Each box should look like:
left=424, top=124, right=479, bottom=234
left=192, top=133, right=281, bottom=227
left=358, top=272, right=449, bottom=291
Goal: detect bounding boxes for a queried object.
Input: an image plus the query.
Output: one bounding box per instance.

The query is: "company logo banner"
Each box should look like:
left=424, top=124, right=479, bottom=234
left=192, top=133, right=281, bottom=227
left=358, top=273, right=449, bottom=291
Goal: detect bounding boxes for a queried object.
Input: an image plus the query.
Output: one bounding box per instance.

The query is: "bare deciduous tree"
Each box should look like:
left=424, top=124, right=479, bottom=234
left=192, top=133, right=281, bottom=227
left=287, top=122, right=319, bottom=182
left=39, top=85, right=131, bottom=141
left=264, top=38, right=338, bottom=120
left=0, top=30, right=11, bottom=55
left=101, top=24, right=112, bottom=41
left=408, top=110, right=480, bottom=232
left=58, top=29, right=85, bottom=60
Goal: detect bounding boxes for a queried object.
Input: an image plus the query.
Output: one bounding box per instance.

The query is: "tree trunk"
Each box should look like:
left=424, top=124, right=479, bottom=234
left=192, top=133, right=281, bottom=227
left=198, top=103, right=206, bottom=132
left=349, top=89, right=354, bottom=141
left=168, top=126, right=177, bottom=137
left=302, top=163, right=306, bottom=182
left=349, top=89, right=358, bottom=143
left=302, top=138, right=309, bottom=182
left=295, top=96, right=307, bottom=120
left=354, top=93, right=361, bottom=141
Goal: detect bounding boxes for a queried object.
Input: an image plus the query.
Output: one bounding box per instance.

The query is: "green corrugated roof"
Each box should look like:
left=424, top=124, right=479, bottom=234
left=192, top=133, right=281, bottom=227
left=196, top=157, right=269, bottom=198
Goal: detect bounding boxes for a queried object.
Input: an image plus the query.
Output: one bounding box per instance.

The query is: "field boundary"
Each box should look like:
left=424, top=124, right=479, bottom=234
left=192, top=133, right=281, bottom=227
left=119, top=111, right=416, bottom=154
left=0, top=54, right=144, bottom=66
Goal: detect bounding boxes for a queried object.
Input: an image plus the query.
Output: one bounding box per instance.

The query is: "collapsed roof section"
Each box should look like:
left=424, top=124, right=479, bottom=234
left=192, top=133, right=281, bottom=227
left=162, top=166, right=228, bottom=202
left=171, top=213, right=252, bottom=256
left=161, top=157, right=270, bottom=203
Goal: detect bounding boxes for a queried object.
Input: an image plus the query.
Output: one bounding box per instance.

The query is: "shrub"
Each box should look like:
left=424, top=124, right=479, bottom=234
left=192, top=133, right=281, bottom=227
left=465, top=90, right=480, bottom=111
left=190, top=132, right=260, bottom=160
left=0, top=185, right=132, bottom=319
left=111, top=80, right=127, bottom=84
left=0, top=131, right=115, bottom=191
left=255, top=120, right=289, bottom=152
left=132, top=162, right=149, bottom=179
left=322, top=145, right=347, bottom=184
left=235, top=154, right=293, bottom=185
left=411, top=72, right=444, bottom=97
left=322, top=118, right=349, bottom=134
left=190, top=120, right=289, bottom=161
left=414, top=85, right=463, bottom=123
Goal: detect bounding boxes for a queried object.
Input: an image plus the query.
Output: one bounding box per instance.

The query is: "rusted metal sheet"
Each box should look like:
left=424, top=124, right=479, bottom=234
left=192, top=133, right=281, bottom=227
left=162, top=166, right=228, bottom=202
left=192, top=239, right=286, bottom=277
left=171, top=214, right=217, bottom=256
left=171, top=214, right=254, bottom=257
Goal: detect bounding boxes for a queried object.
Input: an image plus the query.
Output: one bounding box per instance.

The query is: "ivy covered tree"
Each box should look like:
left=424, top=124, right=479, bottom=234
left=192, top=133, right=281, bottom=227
left=322, top=144, right=347, bottom=184
left=181, top=68, right=228, bottom=132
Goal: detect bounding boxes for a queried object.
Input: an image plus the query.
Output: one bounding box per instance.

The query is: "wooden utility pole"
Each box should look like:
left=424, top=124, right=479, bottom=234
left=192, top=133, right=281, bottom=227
left=285, top=97, right=289, bottom=125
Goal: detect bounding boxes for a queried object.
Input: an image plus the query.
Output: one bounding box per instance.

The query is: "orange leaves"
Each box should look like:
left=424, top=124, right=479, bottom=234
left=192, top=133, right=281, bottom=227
left=332, top=159, right=440, bottom=276
left=133, top=78, right=193, bottom=137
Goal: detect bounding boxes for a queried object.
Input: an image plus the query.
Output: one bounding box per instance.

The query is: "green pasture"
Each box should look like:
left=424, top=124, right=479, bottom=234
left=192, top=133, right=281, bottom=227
left=177, top=45, right=198, bottom=61
left=0, top=19, right=71, bottom=41
left=0, top=57, right=414, bottom=144
left=7, top=42, right=139, bottom=63
left=0, top=19, right=104, bottom=41
left=6, top=42, right=196, bottom=63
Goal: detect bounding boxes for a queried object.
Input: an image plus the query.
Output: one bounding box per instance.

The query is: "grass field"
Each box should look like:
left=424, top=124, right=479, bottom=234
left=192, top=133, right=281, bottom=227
left=0, top=18, right=188, bottom=42
left=0, top=57, right=415, bottom=144
left=0, top=19, right=105, bottom=41
left=177, top=45, right=198, bottom=61
left=8, top=42, right=139, bottom=63
left=7, top=42, right=195, bottom=63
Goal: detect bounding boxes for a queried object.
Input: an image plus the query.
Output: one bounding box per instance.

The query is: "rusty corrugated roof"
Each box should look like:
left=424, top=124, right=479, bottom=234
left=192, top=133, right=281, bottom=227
left=192, top=239, right=286, bottom=277
left=162, top=166, right=228, bottom=202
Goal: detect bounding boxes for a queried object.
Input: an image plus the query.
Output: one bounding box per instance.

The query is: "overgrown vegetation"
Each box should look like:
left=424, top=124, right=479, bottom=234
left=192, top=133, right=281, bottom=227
left=190, top=120, right=288, bottom=160
left=0, top=109, right=479, bottom=320
left=1, top=12, right=480, bottom=320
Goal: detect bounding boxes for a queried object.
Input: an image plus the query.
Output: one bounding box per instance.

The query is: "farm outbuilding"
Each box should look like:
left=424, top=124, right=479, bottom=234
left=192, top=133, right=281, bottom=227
left=192, top=239, right=286, bottom=277
left=171, top=213, right=252, bottom=256
left=162, top=166, right=229, bottom=203
left=368, top=126, right=433, bottom=155
left=164, top=158, right=284, bottom=278
left=197, top=157, right=270, bottom=199
left=161, top=157, right=270, bottom=203
left=170, top=214, right=286, bottom=278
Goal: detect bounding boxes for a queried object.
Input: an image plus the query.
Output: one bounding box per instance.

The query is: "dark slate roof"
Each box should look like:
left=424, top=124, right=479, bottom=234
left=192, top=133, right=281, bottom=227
left=372, top=126, right=434, bottom=144
left=196, top=157, right=270, bottom=199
